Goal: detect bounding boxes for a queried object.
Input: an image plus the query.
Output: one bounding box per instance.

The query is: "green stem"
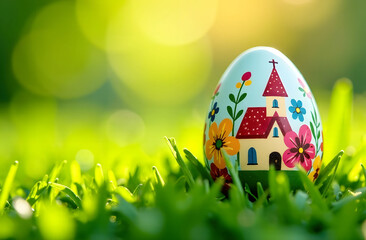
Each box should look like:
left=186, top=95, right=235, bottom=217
left=231, top=82, right=245, bottom=136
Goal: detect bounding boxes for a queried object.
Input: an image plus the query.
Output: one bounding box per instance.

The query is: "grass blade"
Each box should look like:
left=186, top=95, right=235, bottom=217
left=298, top=168, right=327, bottom=211
left=49, top=160, right=67, bottom=183
left=152, top=166, right=165, bottom=187
left=183, top=149, right=212, bottom=182
left=48, top=182, right=82, bottom=208
left=0, top=161, right=19, bottom=214
left=95, top=163, right=105, bottom=187
left=165, top=137, right=194, bottom=187
left=315, top=150, right=344, bottom=186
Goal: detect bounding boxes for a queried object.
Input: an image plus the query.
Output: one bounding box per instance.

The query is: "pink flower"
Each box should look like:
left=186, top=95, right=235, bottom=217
left=298, top=78, right=312, bottom=99
left=283, top=125, right=315, bottom=171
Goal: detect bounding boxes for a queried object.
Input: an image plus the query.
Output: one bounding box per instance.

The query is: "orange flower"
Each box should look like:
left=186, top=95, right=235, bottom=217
left=308, top=156, right=322, bottom=182
left=205, top=118, right=240, bottom=169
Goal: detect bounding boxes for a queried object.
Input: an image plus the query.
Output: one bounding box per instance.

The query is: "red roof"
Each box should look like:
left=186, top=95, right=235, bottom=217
left=262, top=67, right=288, bottom=97
left=236, top=108, right=292, bottom=139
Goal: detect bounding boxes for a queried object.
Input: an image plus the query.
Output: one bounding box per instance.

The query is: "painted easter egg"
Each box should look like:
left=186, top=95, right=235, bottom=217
left=203, top=47, right=324, bottom=193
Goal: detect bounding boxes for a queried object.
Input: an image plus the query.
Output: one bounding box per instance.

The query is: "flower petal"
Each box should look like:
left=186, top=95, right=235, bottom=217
left=205, top=139, right=215, bottom=160
left=301, top=157, right=312, bottom=172
left=213, top=102, right=217, bottom=109
left=291, top=99, right=297, bottom=107
left=299, top=113, right=304, bottom=122
left=222, top=136, right=240, bottom=155
left=289, top=106, right=296, bottom=113
left=292, top=112, right=298, bottom=120
left=218, top=118, right=233, bottom=139
left=299, top=125, right=312, bottom=145
left=297, top=100, right=302, bottom=108
left=284, top=131, right=298, bottom=148
left=208, top=122, right=218, bottom=141
left=213, top=150, right=226, bottom=169
left=216, top=107, right=219, bottom=114
left=313, top=156, right=321, bottom=169
left=301, top=107, right=306, bottom=114
left=305, top=143, right=316, bottom=159
left=283, top=149, right=299, bottom=168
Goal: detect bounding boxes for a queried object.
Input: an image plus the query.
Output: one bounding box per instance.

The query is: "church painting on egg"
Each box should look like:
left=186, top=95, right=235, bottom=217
left=236, top=60, right=295, bottom=171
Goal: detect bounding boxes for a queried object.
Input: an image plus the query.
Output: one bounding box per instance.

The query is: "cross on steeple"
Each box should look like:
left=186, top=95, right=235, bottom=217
left=269, top=59, right=278, bottom=69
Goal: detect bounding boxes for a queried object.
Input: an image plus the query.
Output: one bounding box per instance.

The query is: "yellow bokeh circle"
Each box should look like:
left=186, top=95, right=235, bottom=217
left=131, top=0, right=218, bottom=46
left=12, top=1, right=108, bottom=99
left=107, top=4, right=212, bottom=105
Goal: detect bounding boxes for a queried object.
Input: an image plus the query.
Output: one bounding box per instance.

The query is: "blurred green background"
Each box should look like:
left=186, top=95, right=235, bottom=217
left=0, top=0, right=365, bottom=184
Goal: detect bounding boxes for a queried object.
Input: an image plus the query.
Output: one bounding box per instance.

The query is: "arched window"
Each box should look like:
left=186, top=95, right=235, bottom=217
left=248, top=147, right=257, bottom=165
left=272, top=99, right=278, bottom=108
left=273, top=127, right=279, bottom=137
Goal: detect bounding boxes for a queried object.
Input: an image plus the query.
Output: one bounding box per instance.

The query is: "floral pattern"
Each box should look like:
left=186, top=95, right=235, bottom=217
left=308, top=156, right=321, bottom=181
left=283, top=125, right=315, bottom=172
left=208, top=102, right=219, bottom=122
left=210, top=163, right=232, bottom=196
left=289, top=99, right=306, bottom=122
left=298, top=78, right=312, bottom=99
left=205, top=118, right=240, bottom=169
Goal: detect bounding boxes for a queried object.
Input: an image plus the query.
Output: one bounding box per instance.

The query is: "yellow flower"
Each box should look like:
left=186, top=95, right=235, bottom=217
left=205, top=119, right=240, bottom=169
left=308, top=156, right=322, bottom=182
left=244, top=80, right=252, bottom=86
left=236, top=82, right=242, bottom=88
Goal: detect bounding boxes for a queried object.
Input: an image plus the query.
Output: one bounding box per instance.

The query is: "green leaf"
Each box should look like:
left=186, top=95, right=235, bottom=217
left=49, top=160, right=67, bottom=183
left=165, top=137, right=195, bottom=187
left=332, top=187, right=366, bottom=211
left=183, top=149, right=212, bottom=182
left=48, top=182, right=82, bottom=208
left=95, top=163, right=104, bottom=187
left=361, top=164, right=366, bottom=183
left=115, top=186, right=135, bottom=203
left=0, top=161, right=19, bottom=214
left=317, top=131, right=321, bottom=140
left=70, top=160, right=81, bottom=184
left=238, top=93, right=247, bottom=103
left=298, top=168, right=327, bottom=211
left=229, top=93, right=236, bottom=103
left=310, top=121, right=316, bottom=138
left=315, top=150, right=344, bottom=186
left=227, top=106, right=234, bottom=118
left=311, top=111, right=316, bottom=125
left=223, top=153, right=244, bottom=198
left=152, top=166, right=165, bottom=187
left=325, top=78, right=352, bottom=164
left=235, top=110, right=244, bottom=120
left=26, top=181, right=48, bottom=206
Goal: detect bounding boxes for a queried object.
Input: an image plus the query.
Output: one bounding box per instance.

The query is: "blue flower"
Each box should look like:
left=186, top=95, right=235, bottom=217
left=289, top=99, right=306, bottom=122
left=208, top=102, right=219, bottom=122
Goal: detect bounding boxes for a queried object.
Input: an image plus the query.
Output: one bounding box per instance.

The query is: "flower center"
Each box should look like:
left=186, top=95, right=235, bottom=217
left=215, top=139, right=223, bottom=150
left=211, top=110, right=215, bottom=116
left=295, top=107, right=301, bottom=113
left=298, top=147, right=304, bottom=154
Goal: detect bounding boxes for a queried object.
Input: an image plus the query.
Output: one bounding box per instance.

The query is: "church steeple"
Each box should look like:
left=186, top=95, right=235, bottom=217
left=263, top=59, right=288, bottom=117
left=263, top=59, right=288, bottom=97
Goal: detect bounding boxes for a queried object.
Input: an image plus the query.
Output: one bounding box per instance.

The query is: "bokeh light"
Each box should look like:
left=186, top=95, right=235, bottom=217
left=130, top=0, right=218, bottom=46
left=12, top=1, right=108, bottom=99
left=105, top=109, right=145, bottom=147
left=106, top=2, right=212, bottom=105
left=75, top=0, right=124, bottom=49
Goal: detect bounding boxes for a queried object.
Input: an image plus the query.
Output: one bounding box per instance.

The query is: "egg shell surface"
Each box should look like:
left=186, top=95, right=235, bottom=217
left=204, top=47, right=324, bottom=191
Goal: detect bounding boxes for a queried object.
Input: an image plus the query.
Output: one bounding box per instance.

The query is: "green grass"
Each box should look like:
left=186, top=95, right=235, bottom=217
left=0, top=140, right=365, bottom=240
left=0, top=79, right=365, bottom=240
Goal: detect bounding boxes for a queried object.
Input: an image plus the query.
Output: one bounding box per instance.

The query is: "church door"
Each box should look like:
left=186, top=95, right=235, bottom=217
left=269, top=152, right=281, bottom=170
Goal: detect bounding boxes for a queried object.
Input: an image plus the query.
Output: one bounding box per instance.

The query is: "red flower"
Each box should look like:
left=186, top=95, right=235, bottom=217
left=242, top=72, right=251, bottom=81
left=210, top=163, right=232, bottom=196
left=283, top=125, right=315, bottom=172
